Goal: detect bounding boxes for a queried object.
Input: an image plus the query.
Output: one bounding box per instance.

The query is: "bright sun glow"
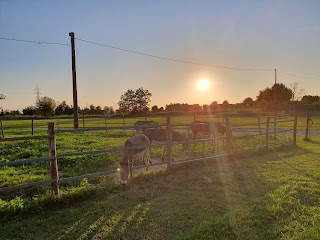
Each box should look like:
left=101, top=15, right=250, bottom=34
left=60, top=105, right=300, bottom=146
left=197, top=79, right=210, bottom=90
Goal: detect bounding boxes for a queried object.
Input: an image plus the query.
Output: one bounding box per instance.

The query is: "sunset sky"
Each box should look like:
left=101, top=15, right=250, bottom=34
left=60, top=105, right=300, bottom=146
left=1, top=1, right=320, bottom=111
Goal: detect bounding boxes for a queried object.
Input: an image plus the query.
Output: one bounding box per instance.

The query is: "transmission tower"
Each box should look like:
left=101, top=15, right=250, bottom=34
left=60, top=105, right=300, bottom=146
left=34, top=85, right=42, bottom=106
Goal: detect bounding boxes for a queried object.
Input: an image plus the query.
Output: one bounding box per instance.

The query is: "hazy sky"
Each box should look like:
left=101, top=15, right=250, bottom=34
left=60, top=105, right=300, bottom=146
left=1, top=1, right=320, bottom=111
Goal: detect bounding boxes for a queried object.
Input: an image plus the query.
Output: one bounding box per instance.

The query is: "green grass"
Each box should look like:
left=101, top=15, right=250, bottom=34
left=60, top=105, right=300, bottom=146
left=1, top=115, right=320, bottom=239
left=0, top=136, right=319, bottom=239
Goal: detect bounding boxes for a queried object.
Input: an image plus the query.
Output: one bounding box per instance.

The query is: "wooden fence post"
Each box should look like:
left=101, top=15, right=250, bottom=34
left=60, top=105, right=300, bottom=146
left=202, top=123, right=205, bottom=157
left=266, top=117, right=270, bottom=149
left=257, top=115, right=261, bottom=134
left=48, top=122, right=59, bottom=197
left=0, top=118, right=3, bottom=137
left=273, top=115, right=277, bottom=139
left=104, top=113, right=108, bottom=132
left=57, top=116, right=60, bottom=130
left=166, top=117, right=172, bottom=168
left=187, top=126, right=190, bottom=159
left=304, top=113, right=310, bottom=141
left=293, top=115, right=297, bottom=146
left=122, top=115, right=125, bottom=136
left=225, top=118, right=232, bottom=153
left=31, top=118, right=34, bottom=136
left=82, top=112, right=85, bottom=130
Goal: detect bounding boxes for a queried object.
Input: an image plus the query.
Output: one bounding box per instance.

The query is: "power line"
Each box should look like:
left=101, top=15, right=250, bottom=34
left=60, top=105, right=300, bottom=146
left=1, top=36, right=319, bottom=80
left=279, top=71, right=320, bottom=81
left=75, top=37, right=273, bottom=72
left=0, top=37, right=70, bottom=47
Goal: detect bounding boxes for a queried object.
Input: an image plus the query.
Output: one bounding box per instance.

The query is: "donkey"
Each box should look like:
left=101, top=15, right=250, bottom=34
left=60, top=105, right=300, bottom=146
left=190, top=121, right=226, bottom=140
left=134, top=121, right=161, bottom=134
left=119, top=134, right=151, bottom=185
left=142, top=128, right=188, bottom=161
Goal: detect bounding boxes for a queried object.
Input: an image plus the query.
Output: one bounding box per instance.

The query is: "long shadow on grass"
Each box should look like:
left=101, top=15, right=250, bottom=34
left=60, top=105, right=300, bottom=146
left=0, top=152, right=283, bottom=240
left=3, top=140, right=319, bottom=239
left=271, top=146, right=320, bottom=184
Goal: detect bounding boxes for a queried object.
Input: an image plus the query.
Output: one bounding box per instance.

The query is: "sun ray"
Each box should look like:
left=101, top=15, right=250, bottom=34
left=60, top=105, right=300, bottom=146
left=198, top=79, right=210, bottom=90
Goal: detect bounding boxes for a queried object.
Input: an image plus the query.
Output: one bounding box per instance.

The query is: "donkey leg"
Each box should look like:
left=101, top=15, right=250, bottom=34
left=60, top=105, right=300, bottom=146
left=129, top=160, right=133, bottom=179
left=161, top=145, right=167, bottom=161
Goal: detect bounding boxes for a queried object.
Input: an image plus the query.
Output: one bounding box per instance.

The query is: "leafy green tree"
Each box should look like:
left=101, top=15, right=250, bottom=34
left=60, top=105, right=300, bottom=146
left=151, top=105, right=159, bottom=113
left=118, top=87, right=152, bottom=115
left=202, top=104, right=209, bottom=111
left=222, top=100, right=229, bottom=110
left=290, top=82, right=305, bottom=102
left=257, top=83, right=293, bottom=111
left=0, top=94, right=5, bottom=114
left=191, top=104, right=202, bottom=112
left=89, top=104, right=95, bottom=115
left=38, top=96, right=56, bottom=116
left=55, top=101, right=72, bottom=115
left=22, top=106, right=37, bottom=115
left=210, top=101, right=219, bottom=111
left=243, top=97, right=254, bottom=108
left=95, top=106, right=103, bottom=115
left=103, top=106, right=114, bottom=115
left=301, top=95, right=320, bottom=104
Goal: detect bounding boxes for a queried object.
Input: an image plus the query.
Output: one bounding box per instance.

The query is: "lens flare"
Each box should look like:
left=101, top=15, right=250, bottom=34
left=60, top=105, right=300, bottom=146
left=198, top=79, right=209, bottom=90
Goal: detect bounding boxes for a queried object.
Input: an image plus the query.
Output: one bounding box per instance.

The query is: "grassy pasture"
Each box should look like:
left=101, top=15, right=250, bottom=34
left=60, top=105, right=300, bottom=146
left=0, top=115, right=302, bottom=189
left=0, top=115, right=312, bottom=189
left=0, top=135, right=319, bottom=239
left=1, top=115, right=319, bottom=239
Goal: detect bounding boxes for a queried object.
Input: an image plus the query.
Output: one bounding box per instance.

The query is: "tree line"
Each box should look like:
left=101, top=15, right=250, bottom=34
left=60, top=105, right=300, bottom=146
left=1, top=82, right=320, bottom=117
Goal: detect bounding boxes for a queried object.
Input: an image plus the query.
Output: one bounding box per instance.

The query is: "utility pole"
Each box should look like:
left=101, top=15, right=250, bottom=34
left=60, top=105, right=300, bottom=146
left=69, top=32, right=79, bottom=129
left=274, top=69, right=277, bottom=138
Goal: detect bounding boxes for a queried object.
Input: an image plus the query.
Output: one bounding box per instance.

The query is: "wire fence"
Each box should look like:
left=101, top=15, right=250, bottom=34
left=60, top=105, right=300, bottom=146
left=0, top=115, right=297, bottom=196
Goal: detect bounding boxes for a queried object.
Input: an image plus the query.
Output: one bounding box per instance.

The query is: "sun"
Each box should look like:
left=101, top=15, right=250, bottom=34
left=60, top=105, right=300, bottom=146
left=197, top=79, right=210, bottom=90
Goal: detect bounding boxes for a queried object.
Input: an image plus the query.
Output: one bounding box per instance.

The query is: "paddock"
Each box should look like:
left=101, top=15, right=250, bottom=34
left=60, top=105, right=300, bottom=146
left=0, top=114, right=300, bottom=197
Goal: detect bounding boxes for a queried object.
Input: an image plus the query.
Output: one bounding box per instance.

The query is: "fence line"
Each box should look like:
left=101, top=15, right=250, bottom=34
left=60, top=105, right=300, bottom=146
left=0, top=116, right=297, bottom=196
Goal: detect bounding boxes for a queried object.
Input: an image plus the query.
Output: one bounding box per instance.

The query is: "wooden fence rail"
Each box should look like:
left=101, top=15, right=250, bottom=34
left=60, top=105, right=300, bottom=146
left=0, top=116, right=297, bottom=196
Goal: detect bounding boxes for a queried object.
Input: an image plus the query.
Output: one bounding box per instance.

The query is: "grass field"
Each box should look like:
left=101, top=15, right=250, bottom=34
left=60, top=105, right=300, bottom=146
left=1, top=115, right=319, bottom=239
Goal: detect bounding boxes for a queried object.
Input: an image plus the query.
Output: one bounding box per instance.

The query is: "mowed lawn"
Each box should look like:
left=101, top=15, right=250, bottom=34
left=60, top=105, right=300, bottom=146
left=1, top=134, right=320, bottom=239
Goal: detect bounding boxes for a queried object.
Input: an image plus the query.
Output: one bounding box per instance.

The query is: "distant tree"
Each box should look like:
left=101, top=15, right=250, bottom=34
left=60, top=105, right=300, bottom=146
left=55, top=101, right=72, bottom=115
left=118, top=87, right=152, bottom=115
left=257, top=83, right=292, bottom=103
left=38, top=96, right=56, bottom=116
left=23, top=106, right=37, bottom=115
left=89, top=104, right=95, bottom=115
left=83, top=107, right=90, bottom=115
left=191, top=104, right=202, bottom=112
left=209, top=101, right=219, bottom=111
left=95, top=106, right=103, bottom=115
left=0, top=94, right=5, bottom=113
left=165, top=103, right=192, bottom=112
left=301, top=95, right=320, bottom=105
left=9, top=110, right=21, bottom=116
left=243, top=97, right=254, bottom=108
left=290, top=82, right=305, bottom=102
left=257, top=83, right=292, bottom=111
left=103, top=106, right=114, bottom=115
left=151, top=105, right=159, bottom=113
left=202, top=104, right=209, bottom=111
left=222, top=100, right=229, bottom=110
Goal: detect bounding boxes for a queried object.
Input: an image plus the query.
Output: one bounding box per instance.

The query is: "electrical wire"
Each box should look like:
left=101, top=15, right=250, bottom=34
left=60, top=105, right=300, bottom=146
left=75, top=37, right=273, bottom=72
left=1, top=36, right=319, bottom=80
left=0, top=37, right=70, bottom=47
left=279, top=71, right=320, bottom=81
